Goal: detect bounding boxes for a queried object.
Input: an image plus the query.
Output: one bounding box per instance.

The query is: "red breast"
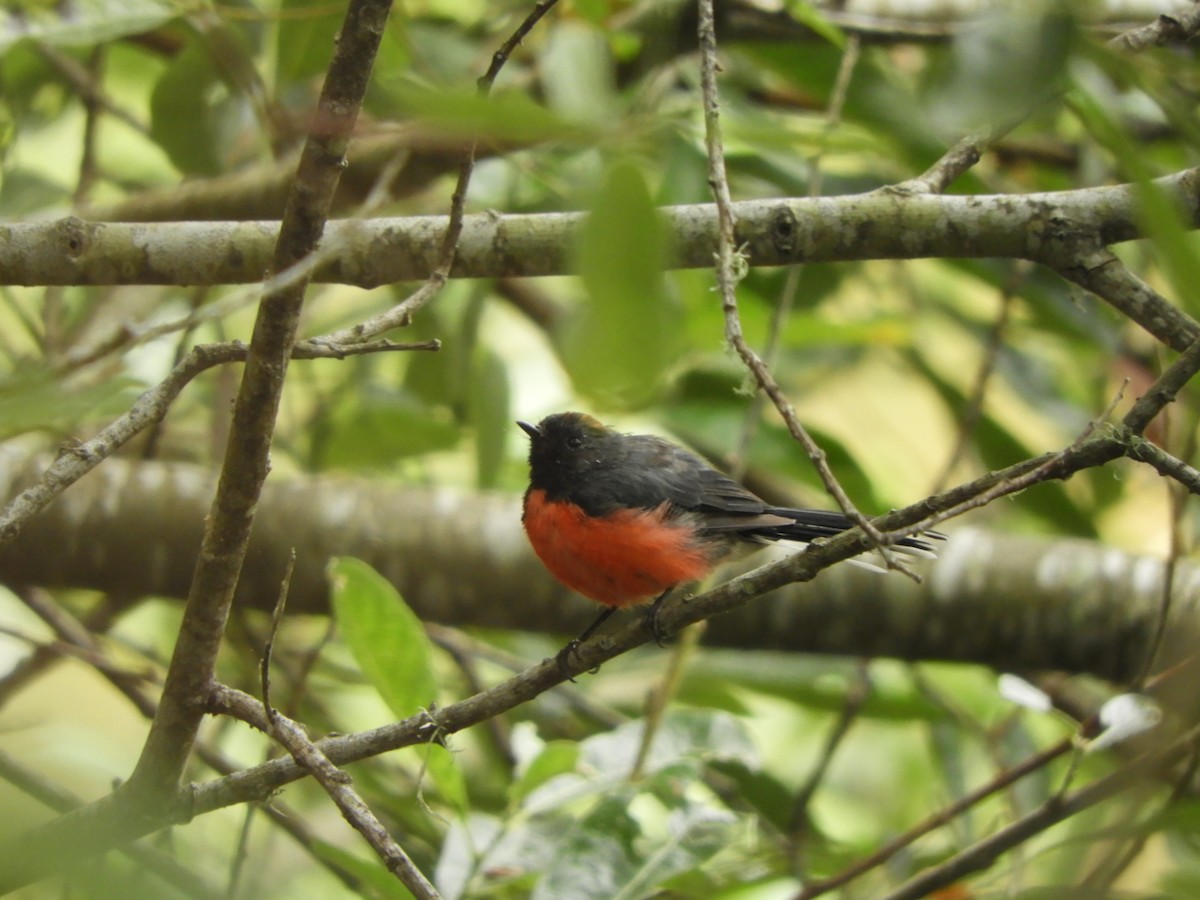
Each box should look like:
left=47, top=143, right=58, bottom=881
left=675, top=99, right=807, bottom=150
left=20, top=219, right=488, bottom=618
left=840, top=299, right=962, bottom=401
left=522, top=488, right=714, bottom=608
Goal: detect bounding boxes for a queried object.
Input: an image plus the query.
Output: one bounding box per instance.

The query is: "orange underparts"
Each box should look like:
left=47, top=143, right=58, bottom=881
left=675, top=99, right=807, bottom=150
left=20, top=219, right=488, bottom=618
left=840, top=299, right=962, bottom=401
left=523, top=489, right=714, bottom=608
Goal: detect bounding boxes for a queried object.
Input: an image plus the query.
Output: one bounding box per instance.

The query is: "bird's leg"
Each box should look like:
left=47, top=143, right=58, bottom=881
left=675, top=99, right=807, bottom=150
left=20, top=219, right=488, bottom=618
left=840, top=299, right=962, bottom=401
left=575, top=605, right=618, bottom=645
left=556, top=606, right=618, bottom=674
left=645, top=588, right=674, bottom=647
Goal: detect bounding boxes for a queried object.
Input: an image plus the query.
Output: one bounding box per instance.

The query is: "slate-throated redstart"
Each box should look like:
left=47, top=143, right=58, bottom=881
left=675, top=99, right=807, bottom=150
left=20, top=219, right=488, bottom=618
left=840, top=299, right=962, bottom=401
left=519, top=411, right=940, bottom=651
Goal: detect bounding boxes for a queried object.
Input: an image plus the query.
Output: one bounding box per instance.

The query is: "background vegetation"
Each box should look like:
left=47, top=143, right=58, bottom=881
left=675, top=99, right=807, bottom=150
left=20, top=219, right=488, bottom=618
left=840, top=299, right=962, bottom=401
left=1, top=0, right=1199, bottom=897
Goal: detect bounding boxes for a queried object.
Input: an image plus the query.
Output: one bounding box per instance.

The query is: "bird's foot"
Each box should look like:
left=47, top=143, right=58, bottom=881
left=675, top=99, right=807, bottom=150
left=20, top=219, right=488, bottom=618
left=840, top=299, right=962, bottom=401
left=644, top=587, right=675, bottom=647
left=554, top=639, right=581, bottom=681
left=555, top=639, right=601, bottom=679
left=645, top=604, right=669, bottom=647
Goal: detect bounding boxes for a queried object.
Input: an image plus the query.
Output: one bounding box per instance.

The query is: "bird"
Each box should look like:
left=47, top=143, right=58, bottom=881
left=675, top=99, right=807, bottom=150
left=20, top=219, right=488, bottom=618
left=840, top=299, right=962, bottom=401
left=517, top=411, right=940, bottom=657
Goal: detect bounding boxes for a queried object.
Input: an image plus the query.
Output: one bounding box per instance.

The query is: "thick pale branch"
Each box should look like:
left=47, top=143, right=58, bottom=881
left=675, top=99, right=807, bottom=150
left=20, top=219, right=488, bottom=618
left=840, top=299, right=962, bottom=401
left=0, top=451, right=1193, bottom=681
left=3, top=169, right=1196, bottom=287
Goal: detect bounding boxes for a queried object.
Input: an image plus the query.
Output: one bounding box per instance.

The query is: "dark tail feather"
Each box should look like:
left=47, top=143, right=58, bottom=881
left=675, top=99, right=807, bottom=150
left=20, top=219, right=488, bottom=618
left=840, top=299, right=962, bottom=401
left=763, top=507, right=945, bottom=555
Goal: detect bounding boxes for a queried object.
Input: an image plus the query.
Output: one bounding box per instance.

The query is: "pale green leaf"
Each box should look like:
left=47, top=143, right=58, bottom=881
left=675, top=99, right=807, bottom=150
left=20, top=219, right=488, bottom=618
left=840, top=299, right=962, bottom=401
left=421, top=743, right=469, bottom=817
left=328, top=557, right=437, bottom=721
left=0, top=0, right=176, bottom=53
left=564, top=161, right=683, bottom=408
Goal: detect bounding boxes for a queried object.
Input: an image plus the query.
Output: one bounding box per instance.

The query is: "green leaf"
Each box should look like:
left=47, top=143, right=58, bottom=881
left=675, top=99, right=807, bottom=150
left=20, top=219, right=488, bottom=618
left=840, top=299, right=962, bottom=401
left=392, top=79, right=591, bottom=143
left=328, top=557, right=437, bottom=721
left=436, top=814, right=542, bottom=898
left=320, top=387, right=460, bottom=468
left=403, top=304, right=459, bottom=407
left=1069, top=80, right=1200, bottom=312
left=539, top=20, right=617, bottom=124
left=421, top=743, right=469, bottom=818
left=580, top=709, right=760, bottom=780
left=564, top=161, right=683, bottom=408
left=620, top=802, right=740, bottom=897
left=0, top=371, right=141, bottom=439
left=274, top=0, right=342, bottom=84
left=468, top=348, right=510, bottom=489
left=511, top=740, right=580, bottom=804
left=926, top=8, right=1077, bottom=135
left=782, top=0, right=846, bottom=48
left=149, top=41, right=223, bottom=176
left=0, top=0, right=176, bottom=53
left=310, top=840, right=415, bottom=900
left=532, top=767, right=744, bottom=899
left=532, top=794, right=640, bottom=900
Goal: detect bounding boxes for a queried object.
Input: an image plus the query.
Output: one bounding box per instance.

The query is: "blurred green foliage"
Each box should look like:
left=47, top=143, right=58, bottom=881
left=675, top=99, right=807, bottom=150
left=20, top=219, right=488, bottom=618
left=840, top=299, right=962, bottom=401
left=0, top=0, right=1197, bottom=897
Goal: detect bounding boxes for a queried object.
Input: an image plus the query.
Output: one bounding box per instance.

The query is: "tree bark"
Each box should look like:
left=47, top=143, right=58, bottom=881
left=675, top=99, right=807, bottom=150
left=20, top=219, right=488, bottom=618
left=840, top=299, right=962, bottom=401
left=0, top=449, right=1188, bottom=684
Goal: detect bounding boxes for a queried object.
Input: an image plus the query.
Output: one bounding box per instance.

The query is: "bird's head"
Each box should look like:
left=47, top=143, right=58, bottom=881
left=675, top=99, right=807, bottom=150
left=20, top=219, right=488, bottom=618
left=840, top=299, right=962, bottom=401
left=517, top=412, right=616, bottom=490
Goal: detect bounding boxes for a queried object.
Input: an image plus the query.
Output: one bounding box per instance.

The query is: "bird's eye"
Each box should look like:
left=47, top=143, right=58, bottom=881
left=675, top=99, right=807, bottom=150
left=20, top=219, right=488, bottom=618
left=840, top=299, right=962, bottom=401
left=566, top=435, right=584, bottom=450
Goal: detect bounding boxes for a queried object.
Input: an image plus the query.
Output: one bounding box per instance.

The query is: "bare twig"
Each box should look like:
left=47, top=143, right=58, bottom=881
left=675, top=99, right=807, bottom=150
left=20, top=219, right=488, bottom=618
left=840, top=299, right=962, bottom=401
left=1126, top=436, right=1200, bottom=494
left=260, top=550, right=297, bottom=718
left=797, top=656, right=1200, bottom=898
left=895, top=4, right=1200, bottom=194
left=0, top=597, right=121, bottom=707
left=1109, top=6, right=1200, bottom=52
left=72, top=47, right=104, bottom=206
left=35, top=43, right=147, bottom=136
left=124, top=0, right=397, bottom=809
left=732, top=36, right=861, bottom=478
left=1133, top=470, right=1187, bottom=688
left=1122, top=336, right=1200, bottom=434
left=0, top=749, right=219, bottom=899
left=895, top=132, right=992, bottom=194
left=1057, top=245, right=1200, bottom=354
left=0, top=591, right=353, bottom=895
left=8, top=168, right=1200, bottom=288
left=258, top=552, right=439, bottom=897
left=879, top=723, right=1200, bottom=900
left=263, top=705, right=442, bottom=898
left=425, top=623, right=627, bottom=731
left=1112, top=333, right=1200, bottom=487
left=0, top=338, right=436, bottom=545
left=924, top=384, right=1129, bottom=528
left=318, top=0, right=562, bottom=346
left=0, top=456, right=1168, bottom=876
left=0, top=3, right=561, bottom=888
left=228, top=599, right=339, bottom=896
left=0, top=623, right=157, bottom=691
left=696, top=0, right=905, bottom=567
left=794, top=740, right=1074, bottom=899
left=1080, top=748, right=1200, bottom=891
left=432, top=630, right=516, bottom=767
left=0, top=586, right=358, bottom=893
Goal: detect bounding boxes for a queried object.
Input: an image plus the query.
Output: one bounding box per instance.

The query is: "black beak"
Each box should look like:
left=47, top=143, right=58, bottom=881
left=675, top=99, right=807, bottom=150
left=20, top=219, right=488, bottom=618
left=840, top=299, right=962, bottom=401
left=517, top=420, right=541, bottom=440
